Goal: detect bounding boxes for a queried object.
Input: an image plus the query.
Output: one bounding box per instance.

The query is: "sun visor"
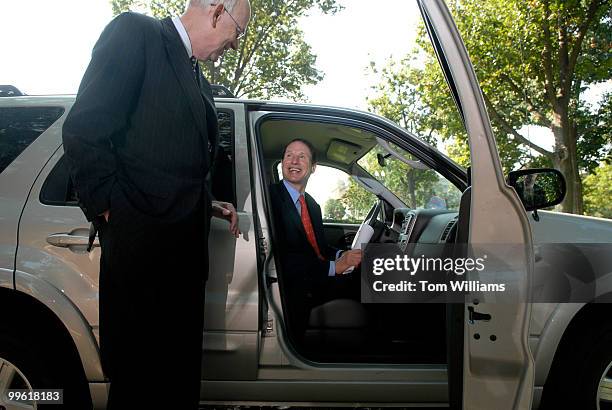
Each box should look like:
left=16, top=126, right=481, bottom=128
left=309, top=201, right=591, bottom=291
left=326, top=139, right=362, bottom=165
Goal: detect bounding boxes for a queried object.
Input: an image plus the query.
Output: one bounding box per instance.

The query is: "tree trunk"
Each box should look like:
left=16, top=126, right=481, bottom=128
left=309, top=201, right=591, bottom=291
left=551, top=109, right=583, bottom=214
left=407, top=172, right=417, bottom=209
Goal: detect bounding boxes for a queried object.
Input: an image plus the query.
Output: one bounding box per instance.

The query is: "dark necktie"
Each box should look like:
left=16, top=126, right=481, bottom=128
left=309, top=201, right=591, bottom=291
left=190, top=56, right=201, bottom=87
left=299, top=195, right=325, bottom=261
left=191, top=56, right=214, bottom=156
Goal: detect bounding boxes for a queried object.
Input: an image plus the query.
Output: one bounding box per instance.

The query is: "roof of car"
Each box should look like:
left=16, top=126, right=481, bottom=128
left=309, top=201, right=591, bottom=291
left=0, top=94, right=384, bottom=124
left=0, top=93, right=337, bottom=109
left=0, top=94, right=77, bottom=107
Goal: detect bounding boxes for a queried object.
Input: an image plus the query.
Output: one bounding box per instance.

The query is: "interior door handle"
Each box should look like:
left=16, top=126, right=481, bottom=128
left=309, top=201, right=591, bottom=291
left=46, top=233, right=100, bottom=249
left=265, top=274, right=278, bottom=286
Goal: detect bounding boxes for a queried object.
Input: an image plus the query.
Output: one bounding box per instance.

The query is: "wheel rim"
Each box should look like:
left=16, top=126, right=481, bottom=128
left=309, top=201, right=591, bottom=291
left=598, top=360, right=612, bottom=410
left=0, top=358, right=36, bottom=410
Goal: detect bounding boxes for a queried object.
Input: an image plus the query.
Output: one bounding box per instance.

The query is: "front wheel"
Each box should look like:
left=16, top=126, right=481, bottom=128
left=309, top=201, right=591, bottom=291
left=598, top=360, right=612, bottom=410
left=0, top=357, right=36, bottom=409
left=0, top=328, right=92, bottom=409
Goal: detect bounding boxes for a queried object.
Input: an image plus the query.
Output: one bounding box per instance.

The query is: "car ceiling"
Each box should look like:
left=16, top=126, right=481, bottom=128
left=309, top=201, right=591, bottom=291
left=259, top=119, right=378, bottom=172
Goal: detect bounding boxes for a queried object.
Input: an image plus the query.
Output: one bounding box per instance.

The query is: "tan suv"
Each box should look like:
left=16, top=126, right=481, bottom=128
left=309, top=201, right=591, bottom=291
left=1, top=1, right=612, bottom=409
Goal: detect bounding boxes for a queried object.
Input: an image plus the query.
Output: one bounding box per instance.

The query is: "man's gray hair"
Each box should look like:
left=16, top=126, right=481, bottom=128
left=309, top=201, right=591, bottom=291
left=189, top=0, right=239, bottom=12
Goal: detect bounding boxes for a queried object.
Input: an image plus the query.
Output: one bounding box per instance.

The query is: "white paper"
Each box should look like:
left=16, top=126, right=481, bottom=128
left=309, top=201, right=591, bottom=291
left=341, top=224, right=374, bottom=274
left=351, top=223, right=374, bottom=250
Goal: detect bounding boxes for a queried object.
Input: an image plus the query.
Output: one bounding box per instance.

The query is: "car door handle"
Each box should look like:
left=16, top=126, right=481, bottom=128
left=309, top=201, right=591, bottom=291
left=46, top=233, right=100, bottom=248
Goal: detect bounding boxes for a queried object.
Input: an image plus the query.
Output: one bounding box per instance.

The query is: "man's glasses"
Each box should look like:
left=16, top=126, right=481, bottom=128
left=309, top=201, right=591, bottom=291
left=223, top=6, right=245, bottom=40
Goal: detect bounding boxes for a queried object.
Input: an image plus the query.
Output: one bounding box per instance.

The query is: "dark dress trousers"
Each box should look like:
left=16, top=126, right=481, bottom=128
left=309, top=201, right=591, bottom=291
left=62, top=12, right=218, bottom=409
left=269, top=182, right=339, bottom=341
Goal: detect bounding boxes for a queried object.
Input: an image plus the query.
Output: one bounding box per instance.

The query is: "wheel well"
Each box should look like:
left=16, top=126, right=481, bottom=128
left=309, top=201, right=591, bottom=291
left=552, top=303, right=612, bottom=359
left=0, top=287, right=91, bottom=385
left=541, top=303, right=612, bottom=407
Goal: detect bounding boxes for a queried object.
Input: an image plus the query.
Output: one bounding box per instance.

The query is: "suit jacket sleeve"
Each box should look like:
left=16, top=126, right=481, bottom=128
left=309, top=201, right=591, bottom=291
left=62, top=13, right=145, bottom=221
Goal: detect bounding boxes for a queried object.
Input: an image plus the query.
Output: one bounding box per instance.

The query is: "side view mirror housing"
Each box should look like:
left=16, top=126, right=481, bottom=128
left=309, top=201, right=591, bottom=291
left=507, top=168, right=566, bottom=212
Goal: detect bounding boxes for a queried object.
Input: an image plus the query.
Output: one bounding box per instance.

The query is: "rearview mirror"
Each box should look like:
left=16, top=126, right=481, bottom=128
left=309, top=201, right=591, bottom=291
left=507, top=168, right=566, bottom=212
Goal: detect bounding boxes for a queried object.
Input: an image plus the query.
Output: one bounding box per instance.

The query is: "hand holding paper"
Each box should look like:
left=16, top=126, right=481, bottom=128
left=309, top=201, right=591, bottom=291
left=338, top=223, right=374, bottom=274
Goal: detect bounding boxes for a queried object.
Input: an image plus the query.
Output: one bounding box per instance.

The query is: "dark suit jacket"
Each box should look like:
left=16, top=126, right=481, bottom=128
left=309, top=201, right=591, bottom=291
left=62, top=12, right=218, bottom=222
left=269, top=181, right=338, bottom=286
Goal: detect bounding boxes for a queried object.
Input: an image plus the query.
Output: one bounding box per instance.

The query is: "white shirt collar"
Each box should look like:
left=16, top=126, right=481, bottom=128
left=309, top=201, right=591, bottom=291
left=172, top=16, right=192, bottom=58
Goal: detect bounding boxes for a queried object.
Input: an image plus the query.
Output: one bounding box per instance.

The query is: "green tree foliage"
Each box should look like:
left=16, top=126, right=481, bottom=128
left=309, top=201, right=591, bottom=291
left=340, top=180, right=376, bottom=221
left=340, top=57, right=461, bottom=212
left=110, top=0, right=342, bottom=100
left=323, top=198, right=346, bottom=221
left=366, top=58, right=439, bottom=144
left=577, top=92, right=612, bottom=173
left=416, top=0, right=611, bottom=214
left=445, top=137, right=470, bottom=168
left=365, top=60, right=436, bottom=208
left=583, top=162, right=612, bottom=218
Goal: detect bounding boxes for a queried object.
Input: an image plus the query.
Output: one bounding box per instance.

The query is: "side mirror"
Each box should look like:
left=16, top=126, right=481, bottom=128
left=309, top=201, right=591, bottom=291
left=507, top=168, right=566, bottom=212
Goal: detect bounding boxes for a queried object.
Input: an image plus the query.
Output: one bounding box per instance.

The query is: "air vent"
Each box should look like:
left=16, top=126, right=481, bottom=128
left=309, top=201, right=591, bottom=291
left=401, top=214, right=414, bottom=235
left=440, top=219, right=457, bottom=242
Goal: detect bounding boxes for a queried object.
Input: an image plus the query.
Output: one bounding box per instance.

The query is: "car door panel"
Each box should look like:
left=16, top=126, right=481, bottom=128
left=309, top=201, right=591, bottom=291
left=419, top=1, right=535, bottom=408
left=14, top=118, right=105, bottom=382
left=202, top=102, right=260, bottom=384
left=0, top=100, right=69, bottom=289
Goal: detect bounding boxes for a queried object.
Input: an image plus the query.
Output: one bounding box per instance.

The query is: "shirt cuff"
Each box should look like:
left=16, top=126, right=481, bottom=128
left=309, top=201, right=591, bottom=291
left=328, top=261, right=336, bottom=276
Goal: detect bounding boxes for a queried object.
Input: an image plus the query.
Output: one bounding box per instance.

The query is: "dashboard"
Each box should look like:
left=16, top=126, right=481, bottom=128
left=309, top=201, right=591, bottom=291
left=392, top=208, right=459, bottom=251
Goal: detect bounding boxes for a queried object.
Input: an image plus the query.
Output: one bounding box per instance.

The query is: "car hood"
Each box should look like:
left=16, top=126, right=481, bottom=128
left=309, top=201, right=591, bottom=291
left=530, top=210, right=612, bottom=243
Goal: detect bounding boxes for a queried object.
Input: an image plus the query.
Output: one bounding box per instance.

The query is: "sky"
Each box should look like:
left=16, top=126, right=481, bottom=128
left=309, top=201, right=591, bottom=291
left=0, top=0, right=419, bottom=103
left=297, top=0, right=420, bottom=109
left=1, top=1, right=113, bottom=95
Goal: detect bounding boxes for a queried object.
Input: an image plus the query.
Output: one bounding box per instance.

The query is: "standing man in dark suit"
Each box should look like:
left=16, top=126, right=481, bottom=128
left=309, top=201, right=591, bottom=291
left=62, top=0, right=251, bottom=408
left=270, top=139, right=362, bottom=342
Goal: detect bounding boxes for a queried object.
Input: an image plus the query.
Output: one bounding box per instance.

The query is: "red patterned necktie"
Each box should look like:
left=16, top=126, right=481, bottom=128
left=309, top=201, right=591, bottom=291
left=299, top=195, right=325, bottom=261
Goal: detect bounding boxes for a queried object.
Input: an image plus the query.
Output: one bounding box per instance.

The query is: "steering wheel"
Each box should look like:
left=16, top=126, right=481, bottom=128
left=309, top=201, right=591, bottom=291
left=348, top=198, right=383, bottom=249
left=367, top=198, right=383, bottom=227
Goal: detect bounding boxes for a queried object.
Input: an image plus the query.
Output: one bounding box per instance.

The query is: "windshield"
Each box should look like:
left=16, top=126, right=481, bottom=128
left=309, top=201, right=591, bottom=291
left=357, top=143, right=461, bottom=211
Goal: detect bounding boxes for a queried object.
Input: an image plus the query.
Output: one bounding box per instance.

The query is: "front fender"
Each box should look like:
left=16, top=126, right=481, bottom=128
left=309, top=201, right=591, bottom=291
left=533, top=302, right=584, bottom=386
left=10, top=269, right=104, bottom=381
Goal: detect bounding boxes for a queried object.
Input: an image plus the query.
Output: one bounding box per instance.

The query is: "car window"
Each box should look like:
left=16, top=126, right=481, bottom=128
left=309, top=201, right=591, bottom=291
left=276, top=163, right=376, bottom=223
left=0, top=106, right=64, bottom=174
left=41, top=109, right=236, bottom=206
left=357, top=143, right=461, bottom=211
left=40, top=155, right=78, bottom=205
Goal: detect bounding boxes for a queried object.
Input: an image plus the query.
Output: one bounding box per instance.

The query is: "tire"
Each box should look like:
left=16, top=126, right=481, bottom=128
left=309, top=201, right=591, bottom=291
left=541, top=321, right=612, bottom=410
left=578, top=329, right=612, bottom=410
left=0, top=327, right=92, bottom=409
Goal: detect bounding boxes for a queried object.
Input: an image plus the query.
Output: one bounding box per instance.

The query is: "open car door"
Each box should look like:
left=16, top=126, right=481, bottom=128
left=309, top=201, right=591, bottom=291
left=418, top=1, right=536, bottom=408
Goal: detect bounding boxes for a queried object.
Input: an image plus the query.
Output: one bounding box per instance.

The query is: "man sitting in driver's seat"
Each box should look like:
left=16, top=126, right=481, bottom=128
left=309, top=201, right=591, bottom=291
left=269, top=138, right=362, bottom=342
